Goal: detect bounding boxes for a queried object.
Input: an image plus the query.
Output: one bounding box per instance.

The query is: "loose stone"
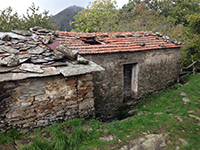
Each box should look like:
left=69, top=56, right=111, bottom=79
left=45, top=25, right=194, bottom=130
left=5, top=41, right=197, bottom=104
left=180, top=92, right=187, bottom=96
left=99, top=134, right=116, bottom=142
left=182, top=97, right=190, bottom=104
left=179, top=138, right=188, bottom=145
left=1, top=34, right=12, bottom=41
left=43, top=36, right=53, bottom=44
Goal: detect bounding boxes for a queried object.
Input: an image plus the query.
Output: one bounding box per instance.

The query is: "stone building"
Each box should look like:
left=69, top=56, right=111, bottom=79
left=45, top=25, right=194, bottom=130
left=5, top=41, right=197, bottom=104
left=0, top=27, right=104, bottom=131
left=0, top=27, right=183, bottom=131
left=57, top=31, right=183, bottom=121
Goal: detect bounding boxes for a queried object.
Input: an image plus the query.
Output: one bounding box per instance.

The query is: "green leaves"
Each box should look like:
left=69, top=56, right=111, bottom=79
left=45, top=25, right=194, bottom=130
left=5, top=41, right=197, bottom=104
left=123, top=0, right=200, bottom=26
left=182, top=12, right=200, bottom=63
left=21, top=3, right=53, bottom=30
left=165, top=0, right=200, bottom=25
left=71, top=0, right=119, bottom=32
left=0, top=6, right=21, bottom=32
left=0, top=3, right=53, bottom=32
left=122, top=0, right=200, bottom=66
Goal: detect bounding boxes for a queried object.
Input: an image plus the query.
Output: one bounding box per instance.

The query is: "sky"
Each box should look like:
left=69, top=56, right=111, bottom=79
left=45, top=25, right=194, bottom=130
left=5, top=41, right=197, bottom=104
left=0, top=0, right=129, bottom=16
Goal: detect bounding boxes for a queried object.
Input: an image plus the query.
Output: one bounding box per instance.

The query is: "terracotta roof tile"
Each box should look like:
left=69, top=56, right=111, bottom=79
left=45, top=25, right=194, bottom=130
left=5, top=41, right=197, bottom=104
left=55, top=31, right=183, bottom=55
left=0, top=53, right=10, bottom=57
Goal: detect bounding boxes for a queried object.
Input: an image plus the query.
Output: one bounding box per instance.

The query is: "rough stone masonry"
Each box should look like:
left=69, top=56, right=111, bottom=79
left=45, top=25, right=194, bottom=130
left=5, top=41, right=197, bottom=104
left=0, top=73, right=94, bottom=131
left=84, top=48, right=181, bottom=120
left=0, top=27, right=104, bottom=131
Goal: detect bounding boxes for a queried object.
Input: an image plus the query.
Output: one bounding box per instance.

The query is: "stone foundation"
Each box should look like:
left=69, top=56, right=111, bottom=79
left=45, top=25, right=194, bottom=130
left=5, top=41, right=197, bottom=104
left=0, top=73, right=94, bottom=131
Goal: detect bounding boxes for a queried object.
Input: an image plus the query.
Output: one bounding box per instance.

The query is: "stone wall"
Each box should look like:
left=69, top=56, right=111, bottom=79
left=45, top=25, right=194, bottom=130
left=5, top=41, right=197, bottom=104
left=0, top=73, right=94, bottom=131
left=83, top=48, right=181, bottom=121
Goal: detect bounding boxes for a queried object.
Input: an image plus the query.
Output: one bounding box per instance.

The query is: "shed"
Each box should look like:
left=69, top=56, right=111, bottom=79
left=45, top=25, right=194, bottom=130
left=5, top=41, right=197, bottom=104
left=57, top=31, right=183, bottom=120
left=0, top=27, right=104, bottom=131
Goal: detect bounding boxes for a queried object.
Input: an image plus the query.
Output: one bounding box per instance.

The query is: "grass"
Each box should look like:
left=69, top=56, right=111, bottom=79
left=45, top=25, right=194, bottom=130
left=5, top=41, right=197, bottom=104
left=0, top=74, right=199, bottom=149
left=0, top=128, right=21, bottom=144
left=21, top=138, right=53, bottom=150
left=46, top=119, right=93, bottom=150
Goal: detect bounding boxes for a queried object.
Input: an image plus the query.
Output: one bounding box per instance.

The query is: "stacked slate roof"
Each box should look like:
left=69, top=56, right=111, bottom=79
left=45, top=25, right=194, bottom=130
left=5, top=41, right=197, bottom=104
left=0, top=27, right=104, bottom=82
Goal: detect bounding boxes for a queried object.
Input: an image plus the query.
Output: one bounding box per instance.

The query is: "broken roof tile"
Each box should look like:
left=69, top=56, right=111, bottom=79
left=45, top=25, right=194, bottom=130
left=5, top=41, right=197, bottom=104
left=97, top=33, right=108, bottom=38
left=77, top=55, right=89, bottom=65
left=46, top=40, right=61, bottom=50
left=115, top=33, right=126, bottom=38
left=1, top=34, right=12, bottom=41
left=12, top=30, right=32, bottom=36
left=133, top=33, right=142, bottom=37
left=57, top=61, right=104, bottom=77
left=47, top=61, right=68, bottom=67
left=19, top=63, right=44, bottom=73
left=144, top=32, right=150, bottom=36
left=125, top=33, right=133, bottom=37
left=31, top=57, right=48, bottom=64
left=0, top=67, right=61, bottom=82
left=0, top=66, right=17, bottom=73
left=0, top=54, right=19, bottom=67
left=27, top=46, right=45, bottom=54
left=155, top=32, right=163, bottom=37
left=0, top=48, right=4, bottom=53
left=0, top=45, right=19, bottom=54
left=43, top=36, right=53, bottom=44
left=0, top=53, right=11, bottom=57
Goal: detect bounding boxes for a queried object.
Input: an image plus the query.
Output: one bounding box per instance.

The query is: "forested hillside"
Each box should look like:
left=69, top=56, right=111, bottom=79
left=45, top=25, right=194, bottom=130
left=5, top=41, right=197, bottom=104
left=51, top=5, right=83, bottom=31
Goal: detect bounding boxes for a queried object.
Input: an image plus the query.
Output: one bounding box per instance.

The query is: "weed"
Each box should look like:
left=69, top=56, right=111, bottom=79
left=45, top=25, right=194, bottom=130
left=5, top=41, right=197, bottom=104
left=46, top=118, right=99, bottom=150
left=33, top=128, right=42, bottom=136
left=20, top=138, right=53, bottom=150
left=0, top=128, right=21, bottom=144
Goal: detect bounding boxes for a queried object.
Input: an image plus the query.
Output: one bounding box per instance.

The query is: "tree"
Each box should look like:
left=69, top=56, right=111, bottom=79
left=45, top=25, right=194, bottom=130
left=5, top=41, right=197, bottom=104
left=0, top=7, right=22, bottom=31
left=114, top=1, right=176, bottom=35
left=0, top=3, right=53, bottom=32
left=122, top=0, right=146, bottom=14
left=122, top=0, right=200, bottom=67
left=164, top=0, right=200, bottom=25
left=21, top=3, right=53, bottom=30
left=183, top=13, right=200, bottom=64
left=70, top=0, right=119, bottom=32
left=123, top=0, right=200, bottom=25
left=115, top=6, right=175, bottom=36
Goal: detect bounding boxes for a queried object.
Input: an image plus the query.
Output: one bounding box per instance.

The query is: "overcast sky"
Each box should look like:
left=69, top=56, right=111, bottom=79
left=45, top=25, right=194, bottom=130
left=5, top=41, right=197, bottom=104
left=0, top=0, right=128, bottom=16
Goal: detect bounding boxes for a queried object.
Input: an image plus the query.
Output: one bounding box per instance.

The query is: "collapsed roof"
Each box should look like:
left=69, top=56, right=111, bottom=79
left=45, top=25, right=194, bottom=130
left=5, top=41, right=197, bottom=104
left=0, top=27, right=104, bottom=82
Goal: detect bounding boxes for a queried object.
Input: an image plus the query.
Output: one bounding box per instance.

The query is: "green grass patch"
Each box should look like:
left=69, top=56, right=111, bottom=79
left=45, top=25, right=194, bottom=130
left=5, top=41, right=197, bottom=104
left=20, top=137, right=53, bottom=150
left=1, top=74, right=200, bottom=149
left=0, top=128, right=21, bottom=144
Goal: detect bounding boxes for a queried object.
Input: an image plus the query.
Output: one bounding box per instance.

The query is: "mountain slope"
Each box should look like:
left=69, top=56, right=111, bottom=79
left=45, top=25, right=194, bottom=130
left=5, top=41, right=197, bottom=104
left=51, top=5, right=83, bottom=31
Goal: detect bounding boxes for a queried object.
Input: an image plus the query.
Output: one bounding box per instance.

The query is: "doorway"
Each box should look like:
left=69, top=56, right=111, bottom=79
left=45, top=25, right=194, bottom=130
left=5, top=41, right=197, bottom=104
left=123, top=63, right=139, bottom=101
